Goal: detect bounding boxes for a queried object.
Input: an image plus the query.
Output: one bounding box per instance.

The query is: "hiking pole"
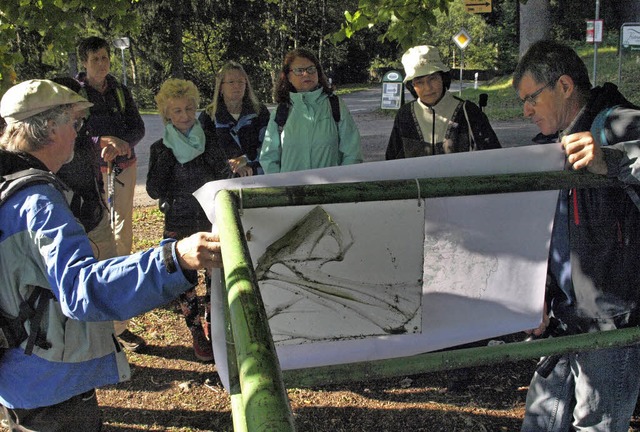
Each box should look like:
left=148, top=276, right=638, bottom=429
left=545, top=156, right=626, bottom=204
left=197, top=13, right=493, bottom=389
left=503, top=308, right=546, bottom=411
left=107, top=161, right=116, bottom=231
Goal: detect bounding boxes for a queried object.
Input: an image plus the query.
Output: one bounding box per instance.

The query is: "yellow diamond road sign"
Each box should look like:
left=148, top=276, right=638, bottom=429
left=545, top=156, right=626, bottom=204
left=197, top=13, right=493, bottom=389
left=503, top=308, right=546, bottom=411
left=453, top=29, right=471, bottom=50
left=465, top=0, right=492, bottom=13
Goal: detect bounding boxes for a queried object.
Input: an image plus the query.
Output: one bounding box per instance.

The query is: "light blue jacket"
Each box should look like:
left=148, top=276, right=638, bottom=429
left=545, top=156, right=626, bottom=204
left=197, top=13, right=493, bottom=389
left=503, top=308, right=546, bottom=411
left=0, top=182, right=194, bottom=409
left=260, top=87, right=363, bottom=173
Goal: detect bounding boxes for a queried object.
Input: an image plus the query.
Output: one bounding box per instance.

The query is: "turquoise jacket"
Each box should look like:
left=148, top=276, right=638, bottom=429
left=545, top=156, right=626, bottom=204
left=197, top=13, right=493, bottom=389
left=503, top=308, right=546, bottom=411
left=260, top=87, right=363, bottom=173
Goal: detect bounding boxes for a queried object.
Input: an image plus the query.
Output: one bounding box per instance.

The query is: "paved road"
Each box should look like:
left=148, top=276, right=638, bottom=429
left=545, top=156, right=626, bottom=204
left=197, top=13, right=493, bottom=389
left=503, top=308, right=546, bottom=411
left=133, top=87, right=538, bottom=207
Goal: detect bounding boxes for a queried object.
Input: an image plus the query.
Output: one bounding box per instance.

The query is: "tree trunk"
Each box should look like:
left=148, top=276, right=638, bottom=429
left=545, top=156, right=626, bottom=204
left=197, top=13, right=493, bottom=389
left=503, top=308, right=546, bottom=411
left=519, top=0, right=551, bottom=57
left=169, top=2, right=184, bottom=79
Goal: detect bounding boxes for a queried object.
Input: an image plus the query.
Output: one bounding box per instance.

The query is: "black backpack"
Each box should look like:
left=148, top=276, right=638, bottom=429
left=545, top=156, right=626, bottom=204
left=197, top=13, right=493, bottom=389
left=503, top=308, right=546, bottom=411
left=0, top=169, right=65, bottom=358
left=274, top=92, right=341, bottom=134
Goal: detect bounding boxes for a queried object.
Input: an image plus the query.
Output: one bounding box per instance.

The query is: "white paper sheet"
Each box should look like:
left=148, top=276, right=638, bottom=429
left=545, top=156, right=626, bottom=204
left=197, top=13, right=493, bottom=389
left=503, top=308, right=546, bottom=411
left=196, top=145, right=565, bottom=390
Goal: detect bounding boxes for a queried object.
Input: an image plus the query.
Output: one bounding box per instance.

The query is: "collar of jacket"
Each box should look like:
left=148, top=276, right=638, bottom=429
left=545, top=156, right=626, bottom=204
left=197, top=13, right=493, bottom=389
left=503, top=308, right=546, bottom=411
left=289, top=86, right=326, bottom=105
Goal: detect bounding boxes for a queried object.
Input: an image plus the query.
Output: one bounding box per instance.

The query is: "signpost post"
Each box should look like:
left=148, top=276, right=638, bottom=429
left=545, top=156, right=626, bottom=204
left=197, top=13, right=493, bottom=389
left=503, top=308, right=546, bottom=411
left=452, top=29, right=471, bottom=97
left=586, top=0, right=603, bottom=86
left=113, top=37, right=130, bottom=86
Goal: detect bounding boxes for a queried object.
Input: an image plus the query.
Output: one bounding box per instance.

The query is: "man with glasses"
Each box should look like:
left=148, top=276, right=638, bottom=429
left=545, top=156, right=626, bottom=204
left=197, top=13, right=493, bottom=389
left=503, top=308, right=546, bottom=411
left=513, top=40, right=640, bottom=432
left=0, top=79, right=223, bottom=431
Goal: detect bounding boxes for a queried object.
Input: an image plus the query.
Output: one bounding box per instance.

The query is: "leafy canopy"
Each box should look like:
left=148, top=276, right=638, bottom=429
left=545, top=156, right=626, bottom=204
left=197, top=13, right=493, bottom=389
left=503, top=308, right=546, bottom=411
left=331, top=0, right=454, bottom=49
left=0, top=0, right=138, bottom=94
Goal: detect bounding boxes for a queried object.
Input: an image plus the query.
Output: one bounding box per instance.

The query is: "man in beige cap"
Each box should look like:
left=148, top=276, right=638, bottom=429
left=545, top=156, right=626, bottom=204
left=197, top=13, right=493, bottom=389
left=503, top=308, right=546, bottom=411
left=0, top=79, right=223, bottom=431
left=385, top=45, right=500, bottom=160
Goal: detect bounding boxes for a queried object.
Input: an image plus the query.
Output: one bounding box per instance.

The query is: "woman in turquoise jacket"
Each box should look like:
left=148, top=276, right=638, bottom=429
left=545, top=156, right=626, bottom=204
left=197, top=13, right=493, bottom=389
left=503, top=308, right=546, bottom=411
left=260, top=48, right=363, bottom=174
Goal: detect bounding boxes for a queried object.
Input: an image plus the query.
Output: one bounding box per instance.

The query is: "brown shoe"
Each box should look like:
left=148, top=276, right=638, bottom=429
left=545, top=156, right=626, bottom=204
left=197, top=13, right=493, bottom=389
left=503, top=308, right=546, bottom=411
left=117, top=329, right=147, bottom=353
left=191, top=326, right=214, bottom=362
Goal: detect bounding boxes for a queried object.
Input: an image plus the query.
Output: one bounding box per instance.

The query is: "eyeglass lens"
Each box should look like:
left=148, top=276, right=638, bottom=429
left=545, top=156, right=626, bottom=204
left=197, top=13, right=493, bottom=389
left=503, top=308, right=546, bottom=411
left=291, top=66, right=317, bottom=76
left=73, top=118, right=84, bottom=132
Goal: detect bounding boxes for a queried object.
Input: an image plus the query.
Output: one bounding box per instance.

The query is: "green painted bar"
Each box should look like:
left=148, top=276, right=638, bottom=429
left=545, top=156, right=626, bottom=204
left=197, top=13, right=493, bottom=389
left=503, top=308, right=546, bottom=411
left=212, top=170, right=629, bottom=431
left=282, top=327, right=640, bottom=388
left=225, top=171, right=615, bottom=209
left=215, top=190, right=295, bottom=432
left=220, top=272, right=247, bottom=432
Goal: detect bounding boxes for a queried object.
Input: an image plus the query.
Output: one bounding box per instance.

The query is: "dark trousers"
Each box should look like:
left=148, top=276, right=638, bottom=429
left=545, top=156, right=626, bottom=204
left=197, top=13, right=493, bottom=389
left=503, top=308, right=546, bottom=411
left=1, top=390, right=101, bottom=432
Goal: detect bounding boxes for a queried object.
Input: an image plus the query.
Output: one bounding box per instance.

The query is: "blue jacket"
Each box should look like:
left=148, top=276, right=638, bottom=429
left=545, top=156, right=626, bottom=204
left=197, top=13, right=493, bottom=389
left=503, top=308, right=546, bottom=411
left=0, top=151, right=196, bottom=409
left=260, top=87, right=363, bottom=173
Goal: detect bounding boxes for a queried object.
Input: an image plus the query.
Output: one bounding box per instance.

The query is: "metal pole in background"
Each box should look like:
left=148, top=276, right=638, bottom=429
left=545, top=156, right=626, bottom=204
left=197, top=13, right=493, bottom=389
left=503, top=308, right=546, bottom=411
left=593, top=0, right=600, bottom=86
left=459, top=49, right=464, bottom=97
left=120, top=48, right=126, bottom=86
left=113, top=37, right=130, bottom=86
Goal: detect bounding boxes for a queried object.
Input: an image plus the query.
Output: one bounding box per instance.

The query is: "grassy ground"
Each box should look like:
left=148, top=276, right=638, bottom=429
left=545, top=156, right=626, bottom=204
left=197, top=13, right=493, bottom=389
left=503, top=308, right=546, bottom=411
left=461, top=44, right=640, bottom=121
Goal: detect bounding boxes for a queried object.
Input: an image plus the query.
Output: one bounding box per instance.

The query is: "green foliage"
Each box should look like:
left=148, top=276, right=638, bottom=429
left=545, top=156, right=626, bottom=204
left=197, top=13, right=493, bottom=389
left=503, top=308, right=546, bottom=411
left=0, top=0, right=139, bottom=95
left=428, top=0, right=497, bottom=70
left=331, top=0, right=454, bottom=49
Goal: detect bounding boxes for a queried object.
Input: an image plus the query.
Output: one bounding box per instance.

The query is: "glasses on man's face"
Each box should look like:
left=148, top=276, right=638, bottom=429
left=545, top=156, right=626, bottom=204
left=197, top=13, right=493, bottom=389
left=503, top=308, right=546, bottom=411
left=289, top=66, right=317, bottom=76
left=72, top=118, right=84, bottom=133
left=222, top=80, right=246, bottom=86
left=520, top=82, right=554, bottom=107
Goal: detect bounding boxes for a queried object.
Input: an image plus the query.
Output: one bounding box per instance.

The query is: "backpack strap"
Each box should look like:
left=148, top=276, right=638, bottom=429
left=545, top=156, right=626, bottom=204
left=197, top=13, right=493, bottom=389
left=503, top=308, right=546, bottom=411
left=114, top=85, right=126, bottom=113
left=0, top=169, right=64, bottom=356
left=328, top=93, right=341, bottom=123
left=0, top=169, right=64, bottom=207
left=461, top=101, right=477, bottom=151
left=275, top=102, right=290, bottom=135
left=1, top=285, right=54, bottom=355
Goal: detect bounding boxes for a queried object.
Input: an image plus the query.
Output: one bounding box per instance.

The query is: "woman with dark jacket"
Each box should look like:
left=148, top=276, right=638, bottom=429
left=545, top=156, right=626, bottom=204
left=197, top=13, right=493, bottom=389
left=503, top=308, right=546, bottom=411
left=199, top=61, right=270, bottom=176
left=386, top=45, right=501, bottom=160
left=146, top=79, right=230, bottom=362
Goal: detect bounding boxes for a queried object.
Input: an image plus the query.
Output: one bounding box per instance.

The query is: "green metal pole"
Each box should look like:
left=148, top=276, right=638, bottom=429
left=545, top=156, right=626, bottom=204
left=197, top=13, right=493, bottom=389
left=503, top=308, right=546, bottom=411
left=282, top=327, right=640, bottom=388
left=227, top=171, right=615, bottom=210
left=219, top=272, right=248, bottom=432
left=215, top=189, right=295, bottom=432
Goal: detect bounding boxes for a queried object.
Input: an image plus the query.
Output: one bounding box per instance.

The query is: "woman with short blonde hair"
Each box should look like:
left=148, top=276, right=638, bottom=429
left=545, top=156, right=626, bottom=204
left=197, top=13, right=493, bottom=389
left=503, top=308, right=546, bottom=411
left=155, top=78, right=201, bottom=124
left=147, top=78, right=229, bottom=362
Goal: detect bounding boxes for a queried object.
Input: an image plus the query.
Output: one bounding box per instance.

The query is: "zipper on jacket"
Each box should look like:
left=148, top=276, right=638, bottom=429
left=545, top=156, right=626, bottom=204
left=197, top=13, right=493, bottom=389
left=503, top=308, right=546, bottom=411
left=430, top=107, right=435, bottom=155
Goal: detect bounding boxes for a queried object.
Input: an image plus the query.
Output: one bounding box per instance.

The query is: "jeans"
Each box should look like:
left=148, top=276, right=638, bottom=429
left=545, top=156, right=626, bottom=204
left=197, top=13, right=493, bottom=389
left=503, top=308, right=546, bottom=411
left=521, top=343, right=640, bottom=432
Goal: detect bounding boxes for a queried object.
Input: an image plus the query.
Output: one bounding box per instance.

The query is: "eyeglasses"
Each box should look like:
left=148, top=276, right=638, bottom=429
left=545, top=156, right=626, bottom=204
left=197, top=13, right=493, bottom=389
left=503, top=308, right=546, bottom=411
left=72, top=118, right=84, bottom=133
left=289, top=66, right=317, bottom=76
left=520, top=82, right=555, bottom=106
left=222, top=80, right=246, bottom=86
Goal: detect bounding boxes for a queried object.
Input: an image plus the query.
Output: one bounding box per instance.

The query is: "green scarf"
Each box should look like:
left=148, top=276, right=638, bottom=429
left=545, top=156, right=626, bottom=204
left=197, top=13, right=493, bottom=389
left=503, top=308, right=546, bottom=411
left=162, top=120, right=206, bottom=164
